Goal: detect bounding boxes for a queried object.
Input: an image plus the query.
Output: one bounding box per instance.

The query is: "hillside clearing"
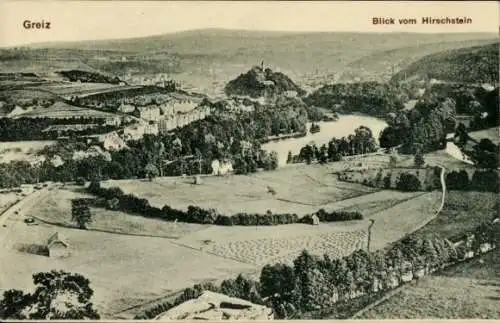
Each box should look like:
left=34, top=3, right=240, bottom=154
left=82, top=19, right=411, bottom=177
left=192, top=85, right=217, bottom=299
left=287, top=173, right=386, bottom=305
left=415, top=191, right=498, bottom=240
left=0, top=217, right=256, bottom=318
left=359, top=248, right=500, bottom=319
left=101, top=165, right=377, bottom=216
left=469, top=126, right=500, bottom=144
left=28, top=186, right=208, bottom=239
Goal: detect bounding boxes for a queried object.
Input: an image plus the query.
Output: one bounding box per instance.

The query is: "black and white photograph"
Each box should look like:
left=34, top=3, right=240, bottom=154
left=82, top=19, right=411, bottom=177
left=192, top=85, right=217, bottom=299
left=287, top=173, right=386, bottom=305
left=0, top=1, right=498, bottom=320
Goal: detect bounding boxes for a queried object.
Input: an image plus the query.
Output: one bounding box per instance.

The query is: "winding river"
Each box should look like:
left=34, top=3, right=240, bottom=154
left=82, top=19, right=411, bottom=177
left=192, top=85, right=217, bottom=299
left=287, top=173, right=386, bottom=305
left=262, top=115, right=388, bottom=166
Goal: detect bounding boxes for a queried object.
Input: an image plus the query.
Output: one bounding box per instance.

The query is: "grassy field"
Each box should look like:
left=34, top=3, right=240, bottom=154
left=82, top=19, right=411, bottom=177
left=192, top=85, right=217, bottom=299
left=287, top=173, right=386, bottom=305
left=0, top=192, right=19, bottom=213
left=17, top=101, right=118, bottom=119
left=359, top=248, right=500, bottom=319
left=415, top=191, right=498, bottom=240
left=469, top=126, right=500, bottom=144
left=0, top=215, right=257, bottom=318
left=101, top=164, right=378, bottom=216
left=0, top=140, right=56, bottom=163
left=365, top=191, right=442, bottom=251
left=177, top=222, right=369, bottom=266
left=30, top=186, right=208, bottom=239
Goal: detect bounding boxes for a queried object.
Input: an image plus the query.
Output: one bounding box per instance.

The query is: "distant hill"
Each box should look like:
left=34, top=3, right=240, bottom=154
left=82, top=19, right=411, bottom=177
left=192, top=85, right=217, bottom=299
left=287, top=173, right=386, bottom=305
left=2, top=29, right=498, bottom=94
left=391, top=42, right=499, bottom=84
left=224, top=65, right=305, bottom=98
left=339, top=38, right=498, bottom=82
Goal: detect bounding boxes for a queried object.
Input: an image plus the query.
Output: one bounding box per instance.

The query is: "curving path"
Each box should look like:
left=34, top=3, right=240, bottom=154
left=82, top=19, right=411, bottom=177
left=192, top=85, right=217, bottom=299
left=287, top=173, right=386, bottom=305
left=350, top=164, right=447, bottom=319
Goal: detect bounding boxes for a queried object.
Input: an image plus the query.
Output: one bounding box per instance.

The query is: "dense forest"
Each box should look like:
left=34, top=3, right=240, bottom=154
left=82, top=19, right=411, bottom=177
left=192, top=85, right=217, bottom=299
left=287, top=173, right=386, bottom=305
left=379, top=94, right=457, bottom=154
left=391, top=42, right=499, bottom=84
left=224, top=65, right=305, bottom=98
left=304, top=82, right=406, bottom=117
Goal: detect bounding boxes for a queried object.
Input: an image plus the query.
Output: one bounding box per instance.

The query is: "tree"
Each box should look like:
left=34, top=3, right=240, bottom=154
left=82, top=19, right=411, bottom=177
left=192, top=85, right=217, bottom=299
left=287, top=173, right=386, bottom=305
left=413, top=144, right=425, bottom=167
left=0, top=270, right=100, bottom=320
left=260, top=263, right=296, bottom=299
left=144, top=163, right=159, bottom=181
left=71, top=199, right=92, bottom=229
left=396, top=173, right=421, bottom=191
left=318, top=144, right=328, bottom=164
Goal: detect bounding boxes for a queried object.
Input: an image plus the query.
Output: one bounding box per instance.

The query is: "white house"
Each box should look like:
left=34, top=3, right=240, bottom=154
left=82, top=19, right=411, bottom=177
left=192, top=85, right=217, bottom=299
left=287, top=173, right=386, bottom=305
left=47, top=232, right=70, bottom=258
left=211, top=160, right=233, bottom=176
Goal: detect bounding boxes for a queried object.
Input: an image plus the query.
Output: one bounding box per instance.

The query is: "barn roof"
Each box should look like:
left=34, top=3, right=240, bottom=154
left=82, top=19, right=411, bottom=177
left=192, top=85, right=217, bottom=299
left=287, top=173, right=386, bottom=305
left=47, top=232, right=69, bottom=248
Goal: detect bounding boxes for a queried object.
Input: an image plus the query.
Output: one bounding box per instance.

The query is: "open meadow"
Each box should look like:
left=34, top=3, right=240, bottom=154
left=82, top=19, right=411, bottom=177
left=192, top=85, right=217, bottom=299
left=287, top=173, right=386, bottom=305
left=0, top=215, right=257, bottom=318
left=469, top=126, right=500, bottom=144
left=359, top=248, right=500, bottom=319
left=0, top=140, right=56, bottom=163
left=30, top=186, right=209, bottom=239
left=101, top=164, right=378, bottom=216
left=415, top=190, right=498, bottom=240
left=0, top=192, right=19, bottom=213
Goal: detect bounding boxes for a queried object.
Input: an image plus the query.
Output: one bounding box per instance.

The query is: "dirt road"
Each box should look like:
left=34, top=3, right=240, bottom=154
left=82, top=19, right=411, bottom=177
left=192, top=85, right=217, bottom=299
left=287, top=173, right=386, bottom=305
left=0, top=184, right=56, bottom=248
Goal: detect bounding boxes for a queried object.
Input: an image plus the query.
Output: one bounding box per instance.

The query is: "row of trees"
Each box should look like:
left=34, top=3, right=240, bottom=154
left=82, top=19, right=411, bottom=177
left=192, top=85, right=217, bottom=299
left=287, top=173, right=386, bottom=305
left=445, top=169, right=499, bottom=192
left=87, top=181, right=364, bottom=226
left=138, top=219, right=499, bottom=319
left=293, top=126, right=377, bottom=164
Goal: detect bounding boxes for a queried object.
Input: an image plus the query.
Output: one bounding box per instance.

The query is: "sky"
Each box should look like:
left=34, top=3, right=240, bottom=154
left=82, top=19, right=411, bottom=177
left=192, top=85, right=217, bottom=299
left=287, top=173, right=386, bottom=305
left=0, top=1, right=498, bottom=47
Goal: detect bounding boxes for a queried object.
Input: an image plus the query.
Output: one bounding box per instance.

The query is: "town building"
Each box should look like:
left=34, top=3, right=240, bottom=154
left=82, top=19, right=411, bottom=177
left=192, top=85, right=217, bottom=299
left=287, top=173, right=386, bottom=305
left=139, top=106, right=161, bottom=121
left=47, top=232, right=70, bottom=258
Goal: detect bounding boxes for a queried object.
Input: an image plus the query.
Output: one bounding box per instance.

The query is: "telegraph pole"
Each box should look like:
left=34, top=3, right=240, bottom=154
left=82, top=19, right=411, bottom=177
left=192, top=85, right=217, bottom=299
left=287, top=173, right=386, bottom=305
left=367, top=219, right=375, bottom=252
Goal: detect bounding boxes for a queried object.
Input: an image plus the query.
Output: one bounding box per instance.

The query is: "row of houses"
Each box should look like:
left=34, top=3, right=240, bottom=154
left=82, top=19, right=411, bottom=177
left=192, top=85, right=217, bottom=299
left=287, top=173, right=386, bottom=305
left=118, top=94, right=203, bottom=122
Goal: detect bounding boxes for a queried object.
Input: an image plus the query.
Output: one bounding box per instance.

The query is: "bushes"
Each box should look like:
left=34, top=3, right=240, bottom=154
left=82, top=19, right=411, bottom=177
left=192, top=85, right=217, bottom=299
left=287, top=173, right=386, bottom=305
left=86, top=183, right=364, bottom=226
left=396, top=172, right=421, bottom=191
left=303, top=209, right=363, bottom=223
left=445, top=170, right=470, bottom=190
left=470, top=170, right=500, bottom=193
left=445, top=169, right=499, bottom=192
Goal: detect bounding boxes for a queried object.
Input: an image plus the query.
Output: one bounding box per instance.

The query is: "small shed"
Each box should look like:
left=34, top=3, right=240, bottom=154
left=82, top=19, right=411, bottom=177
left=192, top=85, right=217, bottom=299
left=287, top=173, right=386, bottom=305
left=310, top=214, right=320, bottom=225
left=47, top=232, right=70, bottom=258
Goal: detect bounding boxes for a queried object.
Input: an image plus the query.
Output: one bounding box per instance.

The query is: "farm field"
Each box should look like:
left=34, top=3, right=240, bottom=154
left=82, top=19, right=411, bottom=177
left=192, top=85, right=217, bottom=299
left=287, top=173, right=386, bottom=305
left=359, top=248, right=500, bottom=319
left=364, top=191, right=442, bottom=251
left=0, top=216, right=257, bottom=318
left=15, top=101, right=118, bottom=119
left=34, top=82, right=122, bottom=96
left=0, top=192, right=19, bottom=213
left=29, top=186, right=208, bottom=239
left=0, top=140, right=56, bottom=163
left=176, top=222, right=369, bottom=266
left=469, top=126, right=499, bottom=144
left=414, top=191, right=498, bottom=240
left=101, top=164, right=378, bottom=216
